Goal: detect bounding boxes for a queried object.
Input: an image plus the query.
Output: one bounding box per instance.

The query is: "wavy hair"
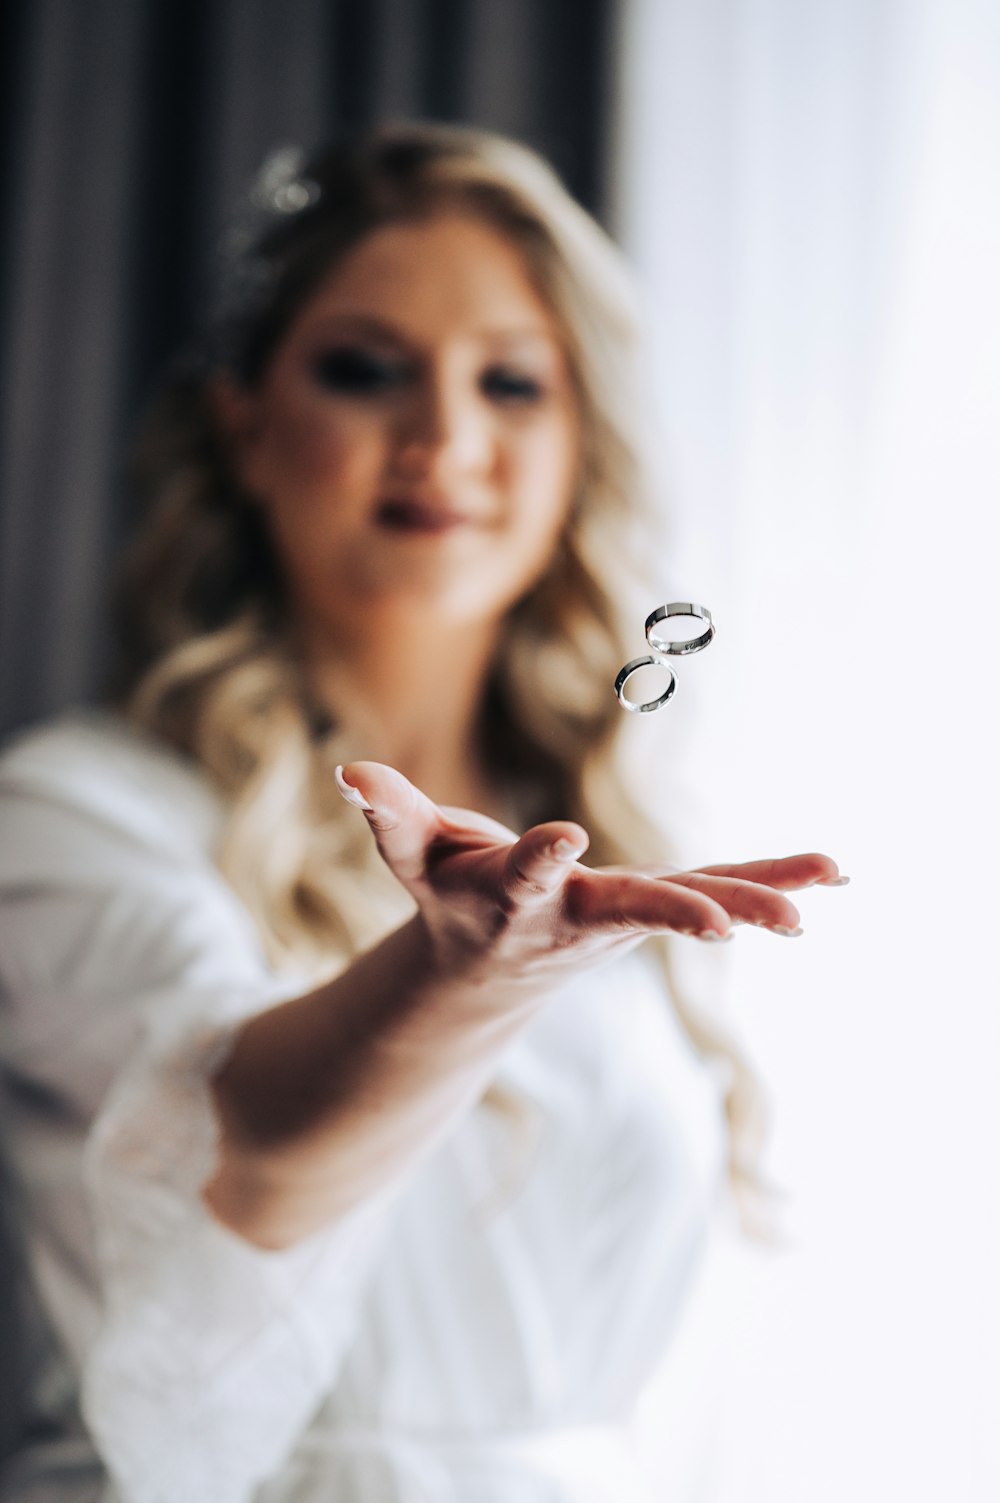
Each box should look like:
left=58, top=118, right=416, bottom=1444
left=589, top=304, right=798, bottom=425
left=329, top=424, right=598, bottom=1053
left=111, top=122, right=775, bottom=1233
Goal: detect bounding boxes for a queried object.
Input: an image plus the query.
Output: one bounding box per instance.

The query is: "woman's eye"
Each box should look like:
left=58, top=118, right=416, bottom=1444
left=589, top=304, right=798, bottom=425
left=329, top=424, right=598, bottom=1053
left=481, top=367, right=546, bottom=404
left=311, top=348, right=407, bottom=394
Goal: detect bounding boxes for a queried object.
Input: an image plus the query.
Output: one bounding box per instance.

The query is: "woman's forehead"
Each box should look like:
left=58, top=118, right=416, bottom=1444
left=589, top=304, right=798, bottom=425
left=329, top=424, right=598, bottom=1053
left=293, top=212, right=562, bottom=345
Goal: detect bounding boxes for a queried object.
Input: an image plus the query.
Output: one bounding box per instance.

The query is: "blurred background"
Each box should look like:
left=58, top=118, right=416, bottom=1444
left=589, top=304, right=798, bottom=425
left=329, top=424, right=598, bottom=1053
left=1, top=1, right=997, bottom=1498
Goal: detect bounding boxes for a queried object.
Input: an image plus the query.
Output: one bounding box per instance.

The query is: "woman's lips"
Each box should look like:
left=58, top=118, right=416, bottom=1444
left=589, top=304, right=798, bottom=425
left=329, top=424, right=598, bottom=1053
left=375, top=498, right=476, bottom=533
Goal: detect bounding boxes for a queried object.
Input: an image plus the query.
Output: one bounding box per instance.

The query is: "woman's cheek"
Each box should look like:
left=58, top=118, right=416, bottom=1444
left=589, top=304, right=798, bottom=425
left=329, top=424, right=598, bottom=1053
left=264, top=408, right=343, bottom=487
left=298, top=407, right=388, bottom=495
left=522, top=425, right=577, bottom=525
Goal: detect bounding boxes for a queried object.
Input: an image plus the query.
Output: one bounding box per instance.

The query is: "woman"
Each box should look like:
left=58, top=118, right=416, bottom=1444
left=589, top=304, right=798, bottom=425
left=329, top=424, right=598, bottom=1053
left=0, top=124, right=844, bottom=1502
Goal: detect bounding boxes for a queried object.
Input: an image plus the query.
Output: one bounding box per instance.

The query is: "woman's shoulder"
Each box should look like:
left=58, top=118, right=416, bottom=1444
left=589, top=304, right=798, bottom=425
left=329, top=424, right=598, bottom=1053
left=0, top=708, right=226, bottom=875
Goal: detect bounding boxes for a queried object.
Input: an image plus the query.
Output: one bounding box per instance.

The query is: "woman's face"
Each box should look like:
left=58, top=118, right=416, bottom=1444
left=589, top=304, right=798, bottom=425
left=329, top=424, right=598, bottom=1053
left=219, top=211, right=581, bottom=644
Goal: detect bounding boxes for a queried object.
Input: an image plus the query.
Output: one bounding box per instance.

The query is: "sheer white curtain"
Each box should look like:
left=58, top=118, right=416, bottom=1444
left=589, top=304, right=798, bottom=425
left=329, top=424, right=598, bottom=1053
left=611, top=2, right=1000, bottom=1499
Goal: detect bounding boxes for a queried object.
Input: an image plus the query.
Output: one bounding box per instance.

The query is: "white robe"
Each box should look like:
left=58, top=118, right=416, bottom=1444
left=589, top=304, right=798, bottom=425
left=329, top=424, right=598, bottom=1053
left=0, top=711, right=727, bottom=1503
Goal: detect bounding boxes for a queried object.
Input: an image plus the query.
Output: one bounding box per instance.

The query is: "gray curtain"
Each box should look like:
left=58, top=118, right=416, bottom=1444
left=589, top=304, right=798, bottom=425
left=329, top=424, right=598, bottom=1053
left=0, top=0, right=615, bottom=739
left=0, top=0, right=615, bottom=1462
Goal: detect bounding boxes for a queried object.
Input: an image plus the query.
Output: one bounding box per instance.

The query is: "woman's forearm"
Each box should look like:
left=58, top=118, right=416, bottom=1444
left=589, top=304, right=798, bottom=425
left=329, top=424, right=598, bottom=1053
left=201, top=916, right=537, bottom=1249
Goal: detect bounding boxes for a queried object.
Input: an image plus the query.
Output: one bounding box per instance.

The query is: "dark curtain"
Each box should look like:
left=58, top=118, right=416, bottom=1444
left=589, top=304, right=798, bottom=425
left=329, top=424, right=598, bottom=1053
left=0, top=0, right=616, bottom=1462
left=0, top=0, right=616, bottom=740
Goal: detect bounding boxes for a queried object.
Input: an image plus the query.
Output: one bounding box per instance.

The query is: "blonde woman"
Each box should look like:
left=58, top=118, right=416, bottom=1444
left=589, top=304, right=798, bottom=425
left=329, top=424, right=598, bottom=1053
left=0, top=124, right=844, bottom=1502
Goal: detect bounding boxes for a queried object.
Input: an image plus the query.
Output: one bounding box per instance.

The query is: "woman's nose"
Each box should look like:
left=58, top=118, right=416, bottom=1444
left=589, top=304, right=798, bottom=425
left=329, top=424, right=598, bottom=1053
left=394, top=378, right=492, bottom=482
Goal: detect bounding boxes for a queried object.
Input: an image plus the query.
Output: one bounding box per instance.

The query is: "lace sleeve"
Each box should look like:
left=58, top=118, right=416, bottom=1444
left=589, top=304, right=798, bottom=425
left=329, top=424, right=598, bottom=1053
left=81, top=992, right=400, bottom=1503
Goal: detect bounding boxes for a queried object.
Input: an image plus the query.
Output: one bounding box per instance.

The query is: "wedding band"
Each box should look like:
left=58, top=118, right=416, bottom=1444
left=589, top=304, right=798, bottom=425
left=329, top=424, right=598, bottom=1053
left=645, top=602, right=715, bottom=658
left=614, top=656, right=677, bottom=714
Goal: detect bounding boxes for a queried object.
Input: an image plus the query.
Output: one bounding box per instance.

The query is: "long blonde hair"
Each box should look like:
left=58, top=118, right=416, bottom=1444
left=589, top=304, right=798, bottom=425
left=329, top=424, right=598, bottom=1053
left=111, top=122, right=774, bottom=1231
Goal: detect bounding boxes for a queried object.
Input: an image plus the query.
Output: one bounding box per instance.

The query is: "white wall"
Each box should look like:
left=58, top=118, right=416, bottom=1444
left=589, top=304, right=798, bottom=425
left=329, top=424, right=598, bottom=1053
left=611, top=2, right=1000, bottom=1498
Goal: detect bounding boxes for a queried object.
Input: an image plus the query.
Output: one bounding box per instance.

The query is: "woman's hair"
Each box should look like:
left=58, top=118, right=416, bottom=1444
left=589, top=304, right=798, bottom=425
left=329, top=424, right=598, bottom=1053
left=112, top=121, right=774, bottom=1233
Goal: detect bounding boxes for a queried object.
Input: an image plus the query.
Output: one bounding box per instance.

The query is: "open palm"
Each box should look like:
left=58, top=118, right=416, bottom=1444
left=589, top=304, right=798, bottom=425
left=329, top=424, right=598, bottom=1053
left=336, top=761, right=843, bottom=999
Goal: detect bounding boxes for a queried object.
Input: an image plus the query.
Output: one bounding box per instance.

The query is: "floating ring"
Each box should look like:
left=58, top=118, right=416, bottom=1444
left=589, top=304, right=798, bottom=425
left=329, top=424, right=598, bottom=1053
left=613, top=656, right=677, bottom=714
left=644, top=602, right=715, bottom=659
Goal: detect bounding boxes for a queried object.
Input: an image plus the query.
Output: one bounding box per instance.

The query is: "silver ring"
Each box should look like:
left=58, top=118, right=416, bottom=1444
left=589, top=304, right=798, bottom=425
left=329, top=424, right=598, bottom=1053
left=613, top=656, right=677, bottom=713
left=645, top=602, right=715, bottom=658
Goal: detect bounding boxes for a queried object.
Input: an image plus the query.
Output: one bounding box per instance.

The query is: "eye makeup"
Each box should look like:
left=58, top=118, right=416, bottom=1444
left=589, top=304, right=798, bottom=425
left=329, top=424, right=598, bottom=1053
left=480, top=366, right=547, bottom=404
left=310, top=346, right=411, bottom=395
left=308, top=343, right=553, bottom=408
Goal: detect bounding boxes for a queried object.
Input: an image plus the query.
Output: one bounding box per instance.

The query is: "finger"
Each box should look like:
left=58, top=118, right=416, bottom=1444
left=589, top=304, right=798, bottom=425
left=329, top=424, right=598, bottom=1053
left=694, top=852, right=845, bottom=891
left=571, top=869, right=733, bottom=940
left=596, top=862, right=681, bottom=879
left=502, top=821, right=591, bottom=902
left=335, top=762, right=445, bottom=885
left=438, top=806, right=520, bottom=845
left=664, top=873, right=802, bottom=934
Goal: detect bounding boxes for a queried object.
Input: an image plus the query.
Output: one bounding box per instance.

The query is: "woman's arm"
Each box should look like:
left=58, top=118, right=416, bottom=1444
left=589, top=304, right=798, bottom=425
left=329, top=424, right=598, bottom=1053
left=204, top=760, right=843, bottom=1250
left=203, top=913, right=546, bottom=1248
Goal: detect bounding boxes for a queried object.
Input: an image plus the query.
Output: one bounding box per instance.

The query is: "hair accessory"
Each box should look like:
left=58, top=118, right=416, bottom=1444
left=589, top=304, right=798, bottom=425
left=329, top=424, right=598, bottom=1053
left=206, top=145, right=322, bottom=365
left=614, top=602, right=715, bottom=713
left=248, top=146, right=322, bottom=215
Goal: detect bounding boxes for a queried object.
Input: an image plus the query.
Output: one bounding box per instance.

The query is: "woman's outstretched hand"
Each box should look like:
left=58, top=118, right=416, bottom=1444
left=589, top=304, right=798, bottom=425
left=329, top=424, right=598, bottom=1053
left=205, top=761, right=845, bottom=1247
left=336, top=761, right=845, bottom=1003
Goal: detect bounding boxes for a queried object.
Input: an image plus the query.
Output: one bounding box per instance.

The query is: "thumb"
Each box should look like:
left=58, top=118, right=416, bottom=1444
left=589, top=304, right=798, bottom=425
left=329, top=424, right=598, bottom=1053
left=335, top=761, right=443, bottom=885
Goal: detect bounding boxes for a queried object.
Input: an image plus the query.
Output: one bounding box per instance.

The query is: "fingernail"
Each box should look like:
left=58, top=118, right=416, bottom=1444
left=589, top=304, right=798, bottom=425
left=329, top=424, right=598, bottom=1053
left=772, top=925, right=803, bottom=937
left=699, top=929, right=733, bottom=943
left=816, top=875, right=850, bottom=887
left=334, top=764, right=373, bottom=811
left=551, top=838, right=584, bottom=861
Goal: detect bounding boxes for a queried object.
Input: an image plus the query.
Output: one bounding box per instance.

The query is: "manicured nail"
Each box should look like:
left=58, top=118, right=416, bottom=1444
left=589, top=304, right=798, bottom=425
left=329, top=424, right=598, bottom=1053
left=772, top=925, right=803, bottom=937
left=551, top=838, right=584, bottom=861
left=334, top=764, right=373, bottom=811
left=699, top=929, right=733, bottom=943
left=816, top=875, right=850, bottom=887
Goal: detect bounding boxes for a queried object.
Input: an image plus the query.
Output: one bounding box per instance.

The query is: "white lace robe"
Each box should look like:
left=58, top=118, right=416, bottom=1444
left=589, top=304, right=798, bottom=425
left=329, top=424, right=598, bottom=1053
left=0, top=712, right=726, bottom=1503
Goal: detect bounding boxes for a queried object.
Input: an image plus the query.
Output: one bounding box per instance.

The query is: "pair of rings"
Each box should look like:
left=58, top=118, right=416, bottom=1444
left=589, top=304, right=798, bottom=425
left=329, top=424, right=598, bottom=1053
left=614, top=602, right=715, bottom=713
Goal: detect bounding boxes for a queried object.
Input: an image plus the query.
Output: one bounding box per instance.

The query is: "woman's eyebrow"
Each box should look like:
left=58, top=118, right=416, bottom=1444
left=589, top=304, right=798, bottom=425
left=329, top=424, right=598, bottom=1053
left=305, top=312, right=559, bottom=351
left=305, top=313, right=410, bottom=343
left=473, top=327, right=562, bottom=351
